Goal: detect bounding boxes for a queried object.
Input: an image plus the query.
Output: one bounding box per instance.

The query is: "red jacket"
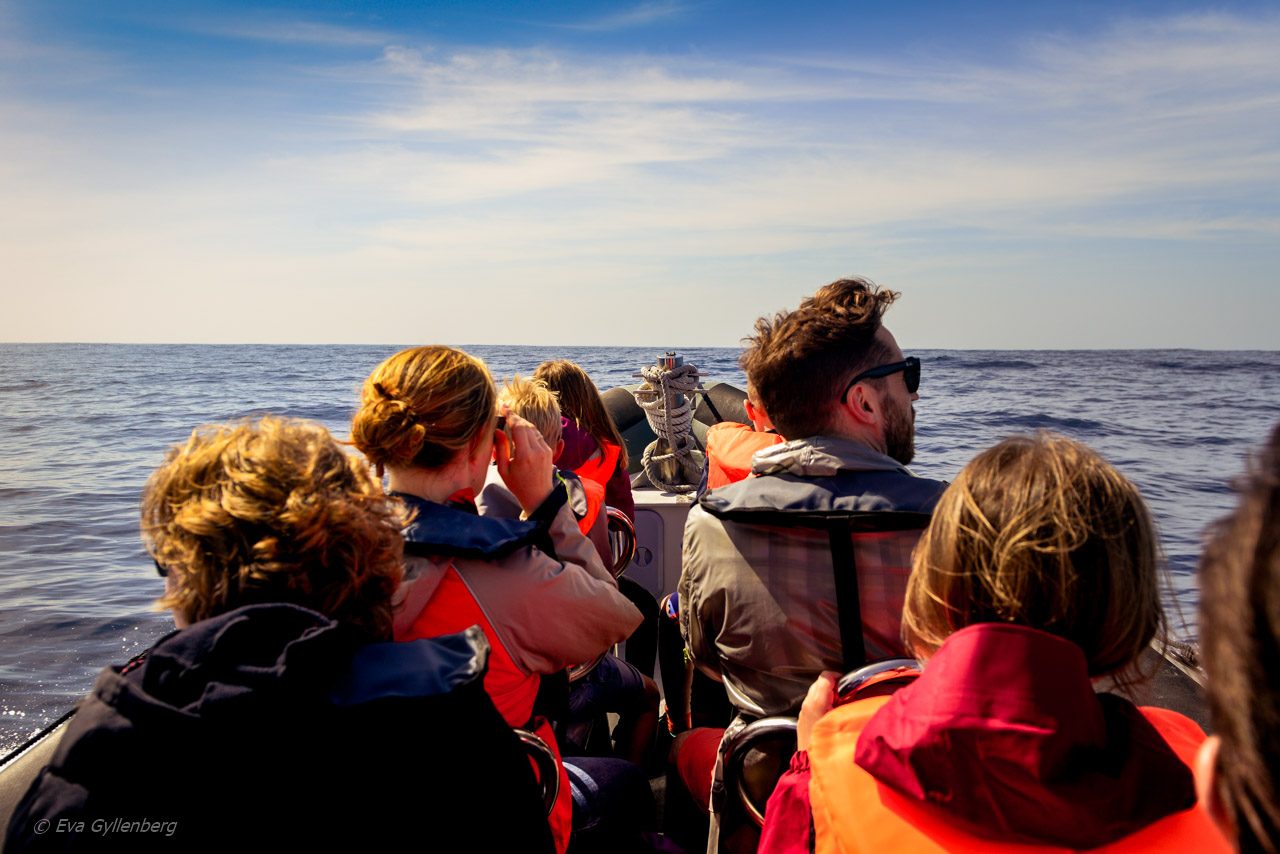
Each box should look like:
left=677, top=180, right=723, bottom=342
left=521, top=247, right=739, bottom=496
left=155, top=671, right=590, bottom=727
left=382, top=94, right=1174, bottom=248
left=760, top=624, right=1227, bottom=854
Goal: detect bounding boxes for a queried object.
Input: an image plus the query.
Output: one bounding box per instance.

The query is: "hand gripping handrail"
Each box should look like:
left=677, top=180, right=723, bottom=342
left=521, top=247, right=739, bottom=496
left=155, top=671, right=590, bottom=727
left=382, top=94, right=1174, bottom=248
left=721, top=658, right=923, bottom=829
left=835, top=658, right=921, bottom=704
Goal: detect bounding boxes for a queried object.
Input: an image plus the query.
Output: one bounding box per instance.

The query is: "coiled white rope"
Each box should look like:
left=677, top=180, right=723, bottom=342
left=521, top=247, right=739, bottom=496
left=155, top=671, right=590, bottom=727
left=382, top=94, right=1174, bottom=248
left=634, top=362, right=705, bottom=494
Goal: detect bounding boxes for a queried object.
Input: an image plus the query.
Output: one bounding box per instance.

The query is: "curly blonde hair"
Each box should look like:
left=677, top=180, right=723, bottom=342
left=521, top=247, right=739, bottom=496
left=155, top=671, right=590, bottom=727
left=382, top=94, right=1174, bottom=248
left=351, top=346, right=496, bottom=476
left=903, top=431, right=1163, bottom=680
left=142, top=417, right=405, bottom=640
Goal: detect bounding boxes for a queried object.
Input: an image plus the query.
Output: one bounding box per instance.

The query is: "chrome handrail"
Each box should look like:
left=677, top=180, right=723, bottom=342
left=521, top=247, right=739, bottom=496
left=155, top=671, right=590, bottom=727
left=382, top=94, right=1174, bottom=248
left=720, top=716, right=798, bottom=828
left=568, top=651, right=607, bottom=683
left=514, top=727, right=561, bottom=816
left=836, top=658, right=921, bottom=703
left=569, top=507, right=635, bottom=684
left=605, top=506, right=636, bottom=577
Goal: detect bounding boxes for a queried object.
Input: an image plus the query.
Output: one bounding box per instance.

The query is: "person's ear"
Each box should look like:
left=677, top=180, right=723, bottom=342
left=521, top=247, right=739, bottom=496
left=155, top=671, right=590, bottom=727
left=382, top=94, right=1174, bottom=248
left=1196, top=736, right=1233, bottom=841
left=844, top=382, right=880, bottom=426
left=554, top=438, right=565, bottom=464
left=469, top=423, right=492, bottom=462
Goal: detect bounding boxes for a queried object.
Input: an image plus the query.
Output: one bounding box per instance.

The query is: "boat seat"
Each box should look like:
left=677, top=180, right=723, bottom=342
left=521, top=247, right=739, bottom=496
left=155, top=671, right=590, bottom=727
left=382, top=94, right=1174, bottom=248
left=698, top=507, right=933, bottom=668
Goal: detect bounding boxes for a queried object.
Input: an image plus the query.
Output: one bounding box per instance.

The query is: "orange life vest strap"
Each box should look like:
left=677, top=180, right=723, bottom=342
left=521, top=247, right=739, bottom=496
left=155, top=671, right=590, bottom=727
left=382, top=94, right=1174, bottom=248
left=576, top=477, right=606, bottom=538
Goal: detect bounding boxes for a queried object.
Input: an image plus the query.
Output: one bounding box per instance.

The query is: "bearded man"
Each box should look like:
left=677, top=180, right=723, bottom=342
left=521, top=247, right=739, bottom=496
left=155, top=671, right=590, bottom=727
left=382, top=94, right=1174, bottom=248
left=679, top=277, right=946, bottom=724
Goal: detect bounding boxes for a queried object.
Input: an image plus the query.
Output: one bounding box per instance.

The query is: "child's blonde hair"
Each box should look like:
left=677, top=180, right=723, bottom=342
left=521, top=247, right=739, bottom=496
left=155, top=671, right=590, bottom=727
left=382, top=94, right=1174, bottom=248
left=499, top=375, right=563, bottom=449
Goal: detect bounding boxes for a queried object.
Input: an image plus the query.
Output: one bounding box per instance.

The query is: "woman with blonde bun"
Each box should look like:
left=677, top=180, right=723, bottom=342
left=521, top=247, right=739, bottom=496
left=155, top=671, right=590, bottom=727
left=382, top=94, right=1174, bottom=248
left=351, top=346, right=645, bottom=854
left=760, top=432, right=1228, bottom=854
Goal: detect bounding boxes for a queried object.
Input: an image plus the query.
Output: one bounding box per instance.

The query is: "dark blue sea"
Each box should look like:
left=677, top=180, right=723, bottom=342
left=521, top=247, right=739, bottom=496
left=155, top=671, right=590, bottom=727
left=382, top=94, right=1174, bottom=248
left=1, top=344, right=1278, bottom=755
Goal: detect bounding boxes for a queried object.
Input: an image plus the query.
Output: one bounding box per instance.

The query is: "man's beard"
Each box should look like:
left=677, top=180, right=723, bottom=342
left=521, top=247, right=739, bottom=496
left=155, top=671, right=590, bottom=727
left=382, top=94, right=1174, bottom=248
left=883, top=397, right=916, bottom=465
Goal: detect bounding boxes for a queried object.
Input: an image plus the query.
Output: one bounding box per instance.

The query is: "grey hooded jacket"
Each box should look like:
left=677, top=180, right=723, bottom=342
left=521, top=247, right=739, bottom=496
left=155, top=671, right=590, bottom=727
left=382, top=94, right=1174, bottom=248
left=678, top=436, right=946, bottom=720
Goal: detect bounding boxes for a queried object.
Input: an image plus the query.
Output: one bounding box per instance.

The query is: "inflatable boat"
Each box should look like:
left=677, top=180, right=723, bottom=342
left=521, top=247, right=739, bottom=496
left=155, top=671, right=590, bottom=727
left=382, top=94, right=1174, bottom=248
left=0, top=354, right=1211, bottom=849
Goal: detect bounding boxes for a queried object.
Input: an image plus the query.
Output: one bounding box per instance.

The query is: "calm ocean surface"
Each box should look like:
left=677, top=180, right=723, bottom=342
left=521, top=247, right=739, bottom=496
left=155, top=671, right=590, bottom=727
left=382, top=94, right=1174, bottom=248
left=1, top=344, right=1278, bottom=755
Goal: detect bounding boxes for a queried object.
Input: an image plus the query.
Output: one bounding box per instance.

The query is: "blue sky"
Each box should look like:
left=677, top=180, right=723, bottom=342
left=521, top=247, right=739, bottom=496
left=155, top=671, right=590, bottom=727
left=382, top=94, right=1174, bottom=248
left=1, top=1, right=1277, bottom=348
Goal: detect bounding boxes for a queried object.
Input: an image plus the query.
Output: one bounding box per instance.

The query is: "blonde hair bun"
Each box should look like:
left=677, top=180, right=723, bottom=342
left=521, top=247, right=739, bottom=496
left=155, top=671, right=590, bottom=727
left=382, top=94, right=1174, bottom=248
left=351, top=346, right=496, bottom=475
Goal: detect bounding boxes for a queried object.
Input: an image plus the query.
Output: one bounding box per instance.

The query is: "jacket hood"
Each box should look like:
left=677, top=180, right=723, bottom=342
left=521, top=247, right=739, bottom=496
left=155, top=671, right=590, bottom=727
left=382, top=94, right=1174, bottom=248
left=854, top=623, right=1196, bottom=848
left=699, top=435, right=945, bottom=518
left=396, top=488, right=565, bottom=560
left=96, top=604, right=493, bottom=729
left=97, top=604, right=361, bottom=726
left=751, top=436, right=911, bottom=478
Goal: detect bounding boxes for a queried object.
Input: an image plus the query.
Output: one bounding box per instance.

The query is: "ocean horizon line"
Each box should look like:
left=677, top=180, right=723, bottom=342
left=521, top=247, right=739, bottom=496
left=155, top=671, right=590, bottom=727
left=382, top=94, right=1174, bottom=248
left=2, top=342, right=1277, bottom=353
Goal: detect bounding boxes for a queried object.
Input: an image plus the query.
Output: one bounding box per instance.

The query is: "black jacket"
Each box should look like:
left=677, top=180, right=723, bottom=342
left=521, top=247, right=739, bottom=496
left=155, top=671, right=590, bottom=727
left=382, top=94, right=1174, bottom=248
left=6, top=604, right=554, bottom=852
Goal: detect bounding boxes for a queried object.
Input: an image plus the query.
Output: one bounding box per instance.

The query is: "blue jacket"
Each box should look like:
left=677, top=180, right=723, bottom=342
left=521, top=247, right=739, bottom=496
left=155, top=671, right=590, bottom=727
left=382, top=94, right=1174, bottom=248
left=5, top=604, right=553, bottom=852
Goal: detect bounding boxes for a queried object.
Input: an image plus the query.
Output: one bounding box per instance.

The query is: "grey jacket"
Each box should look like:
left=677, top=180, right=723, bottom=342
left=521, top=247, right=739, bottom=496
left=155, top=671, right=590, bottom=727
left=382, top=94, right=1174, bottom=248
left=478, top=467, right=611, bottom=566
left=393, top=487, right=641, bottom=701
left=678, top=436, right=946, bottom=720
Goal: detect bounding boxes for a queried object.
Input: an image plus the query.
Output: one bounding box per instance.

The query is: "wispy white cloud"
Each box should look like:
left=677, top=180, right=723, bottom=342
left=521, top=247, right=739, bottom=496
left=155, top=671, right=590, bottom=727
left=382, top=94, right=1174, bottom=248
left=336, top=12, right=1280, bottom=239
left=1, top=8, right=1278, bottom=346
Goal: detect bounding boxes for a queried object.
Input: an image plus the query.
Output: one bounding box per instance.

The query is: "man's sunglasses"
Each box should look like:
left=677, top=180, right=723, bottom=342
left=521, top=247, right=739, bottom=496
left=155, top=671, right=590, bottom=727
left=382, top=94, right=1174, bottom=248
left=840, top=356, right=921, bottom=404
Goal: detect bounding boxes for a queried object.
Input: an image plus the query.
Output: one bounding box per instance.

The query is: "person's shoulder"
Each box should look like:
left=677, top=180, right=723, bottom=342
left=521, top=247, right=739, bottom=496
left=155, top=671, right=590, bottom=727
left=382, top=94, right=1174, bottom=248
left=476, top=480, right=522, bottom=520
left=1137, top=705, right=1208, bottom=752
left=557, top=469, right=593, bottom=518
left=332, top=627, right=489, bottom=707
left=695, top=473, right=769, bottom=513
left=707, top=421, right=753, bottom=438
left=402, top=495, right=547, bottom=558
left=683, top=501, right=736, bottom=554
left=867, top=469, right=948, bottom=513
left=558, top=420, right=599, bottom=469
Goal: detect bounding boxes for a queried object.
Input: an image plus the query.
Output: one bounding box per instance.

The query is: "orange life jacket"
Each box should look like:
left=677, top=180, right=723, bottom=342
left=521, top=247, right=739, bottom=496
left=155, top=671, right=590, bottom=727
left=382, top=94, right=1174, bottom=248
left=574, top=440, right=621, bottom=491
left=807, top=696, right=1230, bottom=854
left=704, top=422, right=784, bottom=490
left=576, top=476, right=606, bottom=539
left=397, top=566, right=573, bottom=853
